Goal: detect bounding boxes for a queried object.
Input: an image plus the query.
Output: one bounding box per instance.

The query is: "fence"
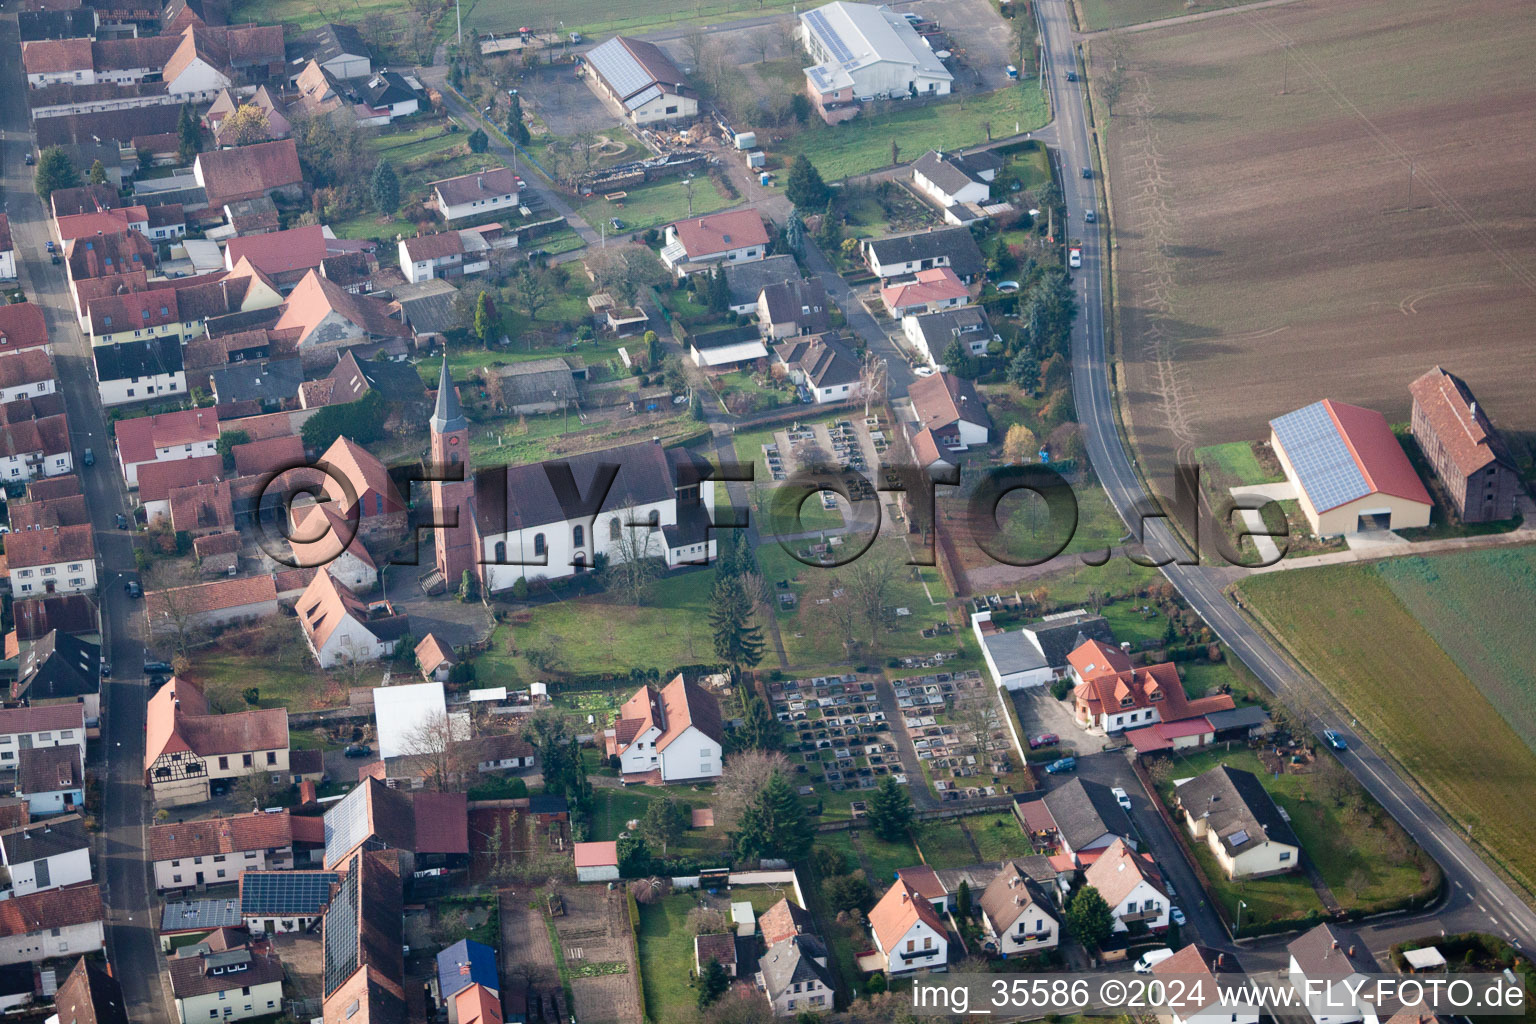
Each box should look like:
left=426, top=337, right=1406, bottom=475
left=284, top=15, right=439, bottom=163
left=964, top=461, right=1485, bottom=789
left=668, top=869, right=808, bottom=909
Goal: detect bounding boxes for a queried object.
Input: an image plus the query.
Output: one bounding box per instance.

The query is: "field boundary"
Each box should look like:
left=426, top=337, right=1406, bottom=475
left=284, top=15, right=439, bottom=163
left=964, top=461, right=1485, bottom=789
left=1235, top=582, right=1536, bottom=907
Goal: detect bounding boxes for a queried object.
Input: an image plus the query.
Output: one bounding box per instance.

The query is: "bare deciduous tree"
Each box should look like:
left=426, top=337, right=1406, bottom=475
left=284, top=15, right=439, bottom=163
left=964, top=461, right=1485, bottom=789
left=398, top=710, right=472, bottom=791
left=713, top=749, right=790, bottom=830
left=845, top=553, right=901, bottom=649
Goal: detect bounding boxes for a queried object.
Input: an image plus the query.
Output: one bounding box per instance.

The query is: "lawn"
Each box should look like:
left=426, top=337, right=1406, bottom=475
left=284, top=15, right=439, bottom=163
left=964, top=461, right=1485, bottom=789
left=576, top=176, right=735, bottom=236
left=913, top=824, right=977, bottom=870
left=234, top=0, right=405, bottom=31
left=1240, top=562, right=1536, bottom=898
left=183, top=625, right=338, bottom=712
left=635, top=894, right=709, bottom=1024
left=773, top=86, right=1050, bottom=182
left=587, top=787, right=732, bottom=861
left=465, top=0, right=805, bottom=38
left=477, top=568, right=721, bottom=686
left=1193, top=441, right=1284, bottom=490
left=993, top=140, right=1054, bottom=194
left=966, top=812, right=1042, bottom=863
left=816, top=829, right=918, bottom=885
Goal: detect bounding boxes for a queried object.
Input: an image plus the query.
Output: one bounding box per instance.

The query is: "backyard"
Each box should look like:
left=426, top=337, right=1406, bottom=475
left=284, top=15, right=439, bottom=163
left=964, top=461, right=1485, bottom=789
left=181, top=622, right=340, bottom=713
left=576, top=176, right=737, bottom=236
left=1240, top=558, right=1536, bottom=899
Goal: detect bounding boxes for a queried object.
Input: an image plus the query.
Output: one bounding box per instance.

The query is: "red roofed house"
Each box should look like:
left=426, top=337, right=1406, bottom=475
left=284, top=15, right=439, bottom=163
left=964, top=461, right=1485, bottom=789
left=272, top=270, right=411, bottom=369
left=907, top=370, right=992, bottom=449
left=429, top=166, right=520, bottom=224
left=455, top=983, right=502, bottom=1024
left=879, top=267, right=969, bottom=318
left=6, top=524, right=97, bottom=596
left=399, top=231, right=472, bottom=284
left=661, top=210, right=769, bottom=277
left=295, top=569, right=409, bottom=669
left=0, top=883, right=105, bottom=966
left=0, top=304, right=52, bottom=358
left=168, top=479, right=234, bottom=538
left=414, top=634, right=456, bottom=682
left=114, top=407, right=219, bottom=487
left=573, top=841, right=620, bottom=882
left=146, top=574, right=280, bottom=637
left=144, top=677, right=290, bottom=805
left=146, top=810, right=296, bottom=890
left=289, top=503, right=378, bottom=590
left=1082, top=838, right=1168, bottom=932
left=22, top=37, right=94, bottom=87
left=225, top=225, right=333, bottom=293
left=136, top=453, right=225, bottom=523
left=1068, top=638, right=1233, bottom=734
left=0, top=349, right=57, bottom=404
left=604, top=674, right=724, bottom=784
left=1268, top=399, right=1432, bottom=537
left=1409, top=367, right=1523, bottom=524
left=314, top=435, right=407, bottom=542
left=193, top=138, right=303, bottom=209
left=0, top=412, right=73, bottom=483
left=868, top=878, right=948, bottom=976
left=232, top=434, right=305, bottom=478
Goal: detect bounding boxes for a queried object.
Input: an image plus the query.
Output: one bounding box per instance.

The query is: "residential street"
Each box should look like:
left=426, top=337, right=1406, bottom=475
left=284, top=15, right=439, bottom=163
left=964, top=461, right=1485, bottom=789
left=0, top=13, right=171, bottom=1021
left=1035, top=0, right=1536, bottom=957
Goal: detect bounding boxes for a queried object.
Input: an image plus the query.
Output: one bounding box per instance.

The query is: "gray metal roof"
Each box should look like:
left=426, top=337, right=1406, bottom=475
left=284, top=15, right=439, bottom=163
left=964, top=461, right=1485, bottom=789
left=1023, top=611, right=1115, bottom=669
left=585, top=36, right=688, bottom=105
left=1041, top=778, right=1134, bottom=853
left=799, top=2, right=952, bottom=79
left=981, top=629, right=1047, bottom=676
left=1202, top=706, right=1270, bottom=731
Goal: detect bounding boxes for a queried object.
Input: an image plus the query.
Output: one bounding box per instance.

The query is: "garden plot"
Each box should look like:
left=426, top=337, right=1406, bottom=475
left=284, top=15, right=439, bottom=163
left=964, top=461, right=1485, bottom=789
left=552, top=887, right=641, bottom=1024
left=896, top=669, right=1020, bottom=803
left=770, top=674, right=901, bottom=799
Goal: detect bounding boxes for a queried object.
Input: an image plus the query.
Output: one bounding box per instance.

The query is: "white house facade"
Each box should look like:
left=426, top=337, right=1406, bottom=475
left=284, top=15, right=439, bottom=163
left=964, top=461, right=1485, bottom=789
left=10, top=559, right=98, bottom=597
left=870, top=880, right=948, bottom=977
left=0, top=917, right=103, bottom=966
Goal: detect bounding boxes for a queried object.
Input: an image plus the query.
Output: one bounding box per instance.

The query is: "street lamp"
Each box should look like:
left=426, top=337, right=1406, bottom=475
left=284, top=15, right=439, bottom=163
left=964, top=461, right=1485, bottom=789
left=1235, top=899, right=1248, bottom=937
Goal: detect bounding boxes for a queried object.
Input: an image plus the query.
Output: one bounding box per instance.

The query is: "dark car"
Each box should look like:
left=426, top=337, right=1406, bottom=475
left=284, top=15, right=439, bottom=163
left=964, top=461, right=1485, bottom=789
left=1324, top=729, right=1348, bottom=751
left=125, top=579, right=142, bottom=598
left=344, top=743, right=373, bottom=758
left=1081, top=167, right=1093, bottom=179
left=144, top=660, right=173, bottom=675
left=115, top=513, right=129, bottom=529
left=82, top=448, right=94, bottom=466
left=1045, top=757, right=1076, bottom=774
left=1065, top=70, right=1078, bottom=82
left=51, top=254, right=60, bottom=265
left=1029, top=732, right=1060, bottom=749
left=610, top=218, right=625, bottom=231
left=24, top=152, right=35, bottom=166
left=100, top=663, right=112, bottom=679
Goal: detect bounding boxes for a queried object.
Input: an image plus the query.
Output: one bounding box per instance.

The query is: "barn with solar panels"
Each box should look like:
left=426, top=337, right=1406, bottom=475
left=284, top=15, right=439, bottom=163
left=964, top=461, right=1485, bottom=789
left=582, top=36, right=698, bottom=126
left=1268, top=399, right=1432, bottom=537
left=798, top=2, right=953, bottom=123
left=239, top=870, right=339, bottom=934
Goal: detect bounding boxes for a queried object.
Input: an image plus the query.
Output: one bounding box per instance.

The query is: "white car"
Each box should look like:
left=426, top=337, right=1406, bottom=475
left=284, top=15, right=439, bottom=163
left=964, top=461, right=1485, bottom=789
left=1112, top=786, right=1132, bottom=811
left=1068, top=246, right=1083, bottom=269
left=1133, top=948, right=1175, bottom=973
left=913, top=366, right=936, bottom=377
left=1170, top=907, right=1187, bottom=927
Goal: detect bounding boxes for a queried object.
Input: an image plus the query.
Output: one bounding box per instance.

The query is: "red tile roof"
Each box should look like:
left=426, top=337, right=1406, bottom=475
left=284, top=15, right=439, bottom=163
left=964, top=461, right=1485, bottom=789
left=759, top=897, right=814, bottom=946
left=296, top=569, right=406, bottom=650
left=573, top=841, right=618, bottom=868
left=320, top=436, right=404, bottom=514
left=4, top=523, right=95, bottom=569
left=56, top=207, right=149, bottom=244
left=0, top=882, right=102, bottom=937
left=456, top=983, right=503, bottom=1024
left=880, top=267, right=968, bottom=310
left=169, top=479, right=235, bottom=533
left=0, top=703, right=85, bottom=737
left=16, top=744, right=83, bottom=796
left=1409, top=367, right=1516, bottom=478
left=147, top=810, right=294, bottom=861
left=232, top=434, right=305, bottom=477
left=400, top=232, right=464, bottom=262
left=195, top=139, right=302, bottom=208
left=670, top=210, right=769, bottom=259
left=868, top=878, right=947, bottom=954
left=0, top=349, right=57, bottom=390
left=1082, top=837, right=1164, bottom=908
left=1321, top=399, right=1432, bottom=508
left=274, top=271, right=410, bottom=346
left=226, top=225, right=330, bottom=278
left=114, top=408, right=219, bottom=466
left=413, top=634, right=455, bottom=674
left=146, top=573, right=278, bottom=621
left=136, top=454, right=224, bottom=504
left=412, top=791, right=468, bottom=854
left=429, top=167, right=518, bottom=208
left=144, top=677, right=288, bottom=774
left=1069, top=639, right=1234, bottom=724
left=290, top=502, right=376, bottom=571
left=907, top=371, right=992, bottom=434
left=22, top=37, right=92, bottom=74
left=9, top=493, right=90, bottom=531
left=0, top=304, right=50, bottom=354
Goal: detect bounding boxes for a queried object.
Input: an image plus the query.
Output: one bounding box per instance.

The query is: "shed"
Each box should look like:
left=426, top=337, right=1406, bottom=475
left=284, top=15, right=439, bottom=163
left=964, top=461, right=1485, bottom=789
left=1403, top=947, right=1446, bottom=972
left=573, top=841, right=620, bottom=882
left=730, top=901, right=755, bottom=937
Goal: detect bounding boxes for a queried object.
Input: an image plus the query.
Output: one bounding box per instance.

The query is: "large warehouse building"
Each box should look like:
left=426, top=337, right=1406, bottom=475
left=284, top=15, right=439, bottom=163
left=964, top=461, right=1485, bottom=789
left=1268, top=399, right=1432, bottom=537
left=582, top=36, right=698, bottom=126
left=798, top=1, right=953, bottom=123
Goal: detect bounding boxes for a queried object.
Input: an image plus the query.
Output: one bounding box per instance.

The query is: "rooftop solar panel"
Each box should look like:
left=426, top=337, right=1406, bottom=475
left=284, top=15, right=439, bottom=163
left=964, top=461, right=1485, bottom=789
left=1271, top=401, right=1370, bottom=513
left=805, top=9, right=854, bottom=63
left=587, top=37, right=652, bottom=102
left=241, top=871, right=339, bottom=916
left=624, top=83, right=663, bottom=110
left=322, top=859, right=361, bottom=997
left=323, top=783, right=370, bottom=869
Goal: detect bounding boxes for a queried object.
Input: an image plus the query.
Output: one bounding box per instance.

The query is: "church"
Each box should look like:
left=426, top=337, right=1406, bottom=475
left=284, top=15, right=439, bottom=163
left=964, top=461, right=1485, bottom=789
left=428, top=359, right=718, bottom=593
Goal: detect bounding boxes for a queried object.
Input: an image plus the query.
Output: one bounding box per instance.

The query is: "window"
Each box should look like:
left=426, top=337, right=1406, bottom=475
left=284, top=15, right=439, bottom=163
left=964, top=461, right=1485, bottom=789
left=610, top=518, right=621, bottom=542
left=923, top=936, right=933, bottom=950
left=494, top=541, right=507, bottom=563
left=1279, top=851, right=1292, bottom=862
left=573, top=524, right=584, bottom=547
left=648, top=509, right=660, bottom=531
left=243, top=754, right=253, bottom=768
left=219, top=756, right=229, bottom=770
left=906, top=940, right=915, bottom=952
left=533, top=533, right=546, bottom=557
left=266, top=751, right=277, bottom=765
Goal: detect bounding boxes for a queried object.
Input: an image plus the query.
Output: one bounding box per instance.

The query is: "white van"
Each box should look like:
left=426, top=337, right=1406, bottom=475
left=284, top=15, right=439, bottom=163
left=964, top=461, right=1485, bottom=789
left=1133, top=948, right=1176, bottom=973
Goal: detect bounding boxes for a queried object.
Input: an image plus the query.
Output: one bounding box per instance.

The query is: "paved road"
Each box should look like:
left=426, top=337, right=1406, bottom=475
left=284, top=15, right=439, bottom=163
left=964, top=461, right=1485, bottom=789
left=1033, top=0, right=1536, bottom=955
left=1, top=14, right=169, bottom=1020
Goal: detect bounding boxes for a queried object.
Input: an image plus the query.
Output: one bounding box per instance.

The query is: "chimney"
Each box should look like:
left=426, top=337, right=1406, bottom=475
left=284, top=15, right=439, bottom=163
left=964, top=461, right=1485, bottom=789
left=1120, top=642, right=1130, bottom=653
left=1349, top=945, right=1356, bottom=957
left=1470, top=400, right=1479, bottom=419
left=1331, top=940, right=1340, bottom=950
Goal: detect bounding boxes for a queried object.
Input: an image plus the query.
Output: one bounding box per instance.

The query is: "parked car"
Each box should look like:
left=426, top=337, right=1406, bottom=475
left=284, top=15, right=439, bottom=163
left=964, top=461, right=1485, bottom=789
left=1045, top=757, right=1076, bottom=775
left=1028, top=732, right=1059, bottom=749
left=45, top=240, right=54, bottom=252
left=1134, top=948, right=1175, bottom=973
left=1112, top=786, right=1132, bottom=811
left=82, top=448, right=94, bottom=466
left=913, top=366, right=936, bottom=377
left=143, top=660, right=173, bottom=675
left=1324, top=729, right=1348, bottom=750
left=345, top=743, right=373, bottom=758
left=24, top=152, right=35, bottom=166
left=1165, top=879, right=1177, bottom=898
left=1170, top=907, right=1187, bottom=927
left=125, top=580, right=142, bottom=598
left=610, top=218, right=626, bottom=231
left=50, top=254, right=60, bottom=265
left=114, top=513, right=129, bottom=529
left=100, top=663, right=112, bottom=679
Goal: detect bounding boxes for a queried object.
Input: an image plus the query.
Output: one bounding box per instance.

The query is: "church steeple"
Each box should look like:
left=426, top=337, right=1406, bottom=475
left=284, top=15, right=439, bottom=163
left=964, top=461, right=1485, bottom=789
left=430, top=356, right=466, bottom=435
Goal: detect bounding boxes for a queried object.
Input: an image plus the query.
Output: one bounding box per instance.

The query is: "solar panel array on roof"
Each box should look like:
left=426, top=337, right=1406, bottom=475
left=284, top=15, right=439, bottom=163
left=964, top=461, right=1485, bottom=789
left=1229, top=828, right=1250, bottom=847
left=805, top=8, right=854, bottom=62
left=321, top=858, right=360, bottom=997
left=323, top=784, right=369, bottom=868
left=241, top=871, right=338, bottom=916
left=587, top=37, right=652, bottom=102
left=1271, top=401, right=1370, bottom=513
left=626, top=83, right=663, bottom=110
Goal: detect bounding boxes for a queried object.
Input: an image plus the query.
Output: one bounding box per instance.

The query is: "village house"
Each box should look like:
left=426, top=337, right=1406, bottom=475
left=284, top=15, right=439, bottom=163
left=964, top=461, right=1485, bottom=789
left=880, top=267, right=969, bottom=318
left=169, top=929, right=286, bottom=1024
left=169, top=479, right=235, bottom=539
left=437, top=938, right=498, bottom=1021
left=863, top=226, right=986, bottom=285
left=0, top=413, right=72, bottom=483
left=398, top=230, right=492, bottom=284
left=136, top=454, right=224, bottom=524
left=1082, top=838, right=1169, bottom=932
left=583, top=35, right=698, bottom=126
left=758, top=934, right=833, bottom=1016
left=0, top=883, right=104, bottom=965
left=271, top=269, right=412, bottom=369
left=661, top=211, right=770, bottom=277
left=1034, top=777, right=1137, bottom=862
left=143, top=677, right=290, bottom=806
left=0, top=705, right=86, bottom=774
left=485, top=357, right=581, bottom=416
left=5, top=525, right=97, bottom=596
left=1409, top=366, right=1522, bottom=524
left=0, top=815, right=93, bottom=899
left=8, top=491, right=89, bottom=532
left=318, top=849, right=408, bottom=1024
left=978, top=859, right=1060, bottom=958
left=1068, top=639, right=1234, bottom=734
left=757, top=277, right=830, bottom=339
left=464, top=733, right=536, bottom=775
left=724, top=255, right=799, bottom=314
left=14, top=745, right=84, bottom=816
left=430, top=167, right=520, bottom=224
left=288, top=504, right=378, bottom=591
left=238, top=869, right=338, bottom=934
left=52, top=956, right=129, bottom=1024
left=1151, top=945, right=1259, bottom=1024
left=92, top=337, right=187, bottom=408
left=973, top=608, right=1115, bottom=691
left=868, top=877, right=948, bottom=976
left=415, top=634, right=456, bottom=682
left=147, top=810, right=296, bottom=891
left=292, top=22, right=372, bottom=79
left=192, top=138, right=303, bottom=210
left=113, top=407, right=219, bottom=488
left=1287, top=923, right=1381, bottom=1024
left=772, top=334, right=863, bottom=405
left=321, top=775, right=469, bottom=874
left=903, top=305, right=997, bottom=365
left=908, top=371, right=992, bottom=450
left=910, top=149, right=1001, bottom=211
left=798, top=1, right=951, bottom=122
left=695, top=932, right=738, bottom=978
left=146, top=575, right=282, bottom=636
left=0, top=304, right=51, bottom=357
left=295, top=569, right=408, bottom=669
left=1176, top=765, right=1300, bottom=879
left=0, top=349, right=56, bottom=404
left=13, top=629, right=101, bottom=727
left=604, top=675, right=724, bottom=784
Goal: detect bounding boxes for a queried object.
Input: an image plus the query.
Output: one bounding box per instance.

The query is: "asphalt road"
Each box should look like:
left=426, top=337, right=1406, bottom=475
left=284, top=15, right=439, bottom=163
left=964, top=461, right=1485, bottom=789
left=0, top=14, right=170, bottom=1021
left=1033, top=0, right=1536, bottom=955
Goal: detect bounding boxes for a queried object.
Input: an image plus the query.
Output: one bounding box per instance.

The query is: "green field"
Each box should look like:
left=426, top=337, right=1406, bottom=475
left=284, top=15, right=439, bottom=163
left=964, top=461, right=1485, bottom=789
left=576, top=176, right=735, bottom=236
left=775, top=86, right=1050, bottom=182
left=636, top=895, right=709, bottom=1024
left=1374, top=548, right=1536, bottom=754
left=466, top=0, right=803, bottom=38
left=1240, top=557, right=1536, bottom=898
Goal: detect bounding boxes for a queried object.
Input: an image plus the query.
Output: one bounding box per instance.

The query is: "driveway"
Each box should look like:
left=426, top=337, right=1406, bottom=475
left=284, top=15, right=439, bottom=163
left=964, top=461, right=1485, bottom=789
left=898, top=0, right=1020, bottom=93
left=1011, top=687, right=1088, bottom=756
left=384, top=587, right=495, bottom=649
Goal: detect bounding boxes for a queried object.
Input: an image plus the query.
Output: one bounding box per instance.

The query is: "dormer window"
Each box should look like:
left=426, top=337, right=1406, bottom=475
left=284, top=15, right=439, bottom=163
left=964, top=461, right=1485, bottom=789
left=1120, top=696, right=1134, bottom=707
left=1149, top=690, right=1163, bottom=701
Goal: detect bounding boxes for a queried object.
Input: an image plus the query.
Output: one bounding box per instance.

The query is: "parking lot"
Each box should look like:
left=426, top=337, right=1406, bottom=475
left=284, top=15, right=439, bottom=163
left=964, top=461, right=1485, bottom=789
left=516, top=63, right=628, bottom=140
left=900, top=0, right=1022, bottom=93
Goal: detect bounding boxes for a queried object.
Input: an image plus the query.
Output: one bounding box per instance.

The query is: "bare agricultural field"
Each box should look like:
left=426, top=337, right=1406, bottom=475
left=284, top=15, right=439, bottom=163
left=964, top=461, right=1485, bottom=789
left=1100, top=0, right=1536, bottom=485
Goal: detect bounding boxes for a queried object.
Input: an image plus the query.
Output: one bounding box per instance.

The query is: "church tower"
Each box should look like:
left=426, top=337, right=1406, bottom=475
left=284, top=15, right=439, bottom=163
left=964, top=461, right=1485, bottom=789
left=430, top=357, right=479, bottom=590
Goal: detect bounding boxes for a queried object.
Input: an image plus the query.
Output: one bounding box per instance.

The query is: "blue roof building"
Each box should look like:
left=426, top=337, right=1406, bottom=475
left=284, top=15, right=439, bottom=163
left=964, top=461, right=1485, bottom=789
left=437, top=938, right=499, bottom=1014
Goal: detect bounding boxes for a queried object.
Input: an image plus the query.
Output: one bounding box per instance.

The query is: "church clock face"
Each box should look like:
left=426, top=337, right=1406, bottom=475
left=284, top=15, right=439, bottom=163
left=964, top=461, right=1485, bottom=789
left=449, top=436, right=460, bottom=445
